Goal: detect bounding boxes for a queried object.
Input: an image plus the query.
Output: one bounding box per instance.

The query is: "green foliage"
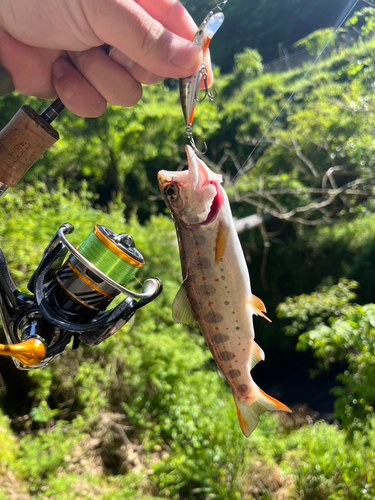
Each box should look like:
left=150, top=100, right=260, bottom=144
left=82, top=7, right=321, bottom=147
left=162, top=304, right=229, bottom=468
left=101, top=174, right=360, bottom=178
left=181, top=0, right=351, bottom=72
left=229, top=48, right=264, bottom=88
left=278, top=279, right=375, bottom=436
left=277, top=278, right=358, bottom=337
left=0, top=410, right=17, bottom=472
left=25, top=84, right=219, bottom=221
left=0, top=183, right=254, bottom=499
left=282, top=420, right=375, bottom=499
left=15, top=420, right=85, bottom=482
left=293, top=28, right=335, bottom=56
left=346, top=7, right=375, bottom=41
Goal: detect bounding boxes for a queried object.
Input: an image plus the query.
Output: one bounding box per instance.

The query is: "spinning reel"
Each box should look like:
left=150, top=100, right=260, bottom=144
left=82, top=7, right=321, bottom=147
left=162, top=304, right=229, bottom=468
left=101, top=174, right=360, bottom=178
left=0, top=223, right=162, bottom=370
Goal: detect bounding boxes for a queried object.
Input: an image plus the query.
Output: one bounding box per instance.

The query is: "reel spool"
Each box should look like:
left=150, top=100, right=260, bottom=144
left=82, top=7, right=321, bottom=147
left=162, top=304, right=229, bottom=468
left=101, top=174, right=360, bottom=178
left=53, top=225, right=145, bottom=320
left=0, top=223, right=162, bottom=370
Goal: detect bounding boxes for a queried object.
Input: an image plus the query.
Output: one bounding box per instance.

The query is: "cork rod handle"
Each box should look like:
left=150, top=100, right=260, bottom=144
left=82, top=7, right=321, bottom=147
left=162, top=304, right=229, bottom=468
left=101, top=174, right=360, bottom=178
left=0, top=105, right=59, bottom=187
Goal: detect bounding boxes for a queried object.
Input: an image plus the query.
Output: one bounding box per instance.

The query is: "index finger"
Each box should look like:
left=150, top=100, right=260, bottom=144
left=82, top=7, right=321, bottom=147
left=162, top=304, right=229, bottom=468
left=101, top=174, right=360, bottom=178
left=84, top=0, right=203, bottom=79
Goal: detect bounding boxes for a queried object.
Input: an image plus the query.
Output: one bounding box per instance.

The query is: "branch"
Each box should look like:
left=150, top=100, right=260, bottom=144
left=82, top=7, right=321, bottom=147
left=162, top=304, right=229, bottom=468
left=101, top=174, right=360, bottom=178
left=291, top=137, right=319, bottom=177
left=238, top=177, right=375, bottom=225
left=233, top=213, right=271, bottom=233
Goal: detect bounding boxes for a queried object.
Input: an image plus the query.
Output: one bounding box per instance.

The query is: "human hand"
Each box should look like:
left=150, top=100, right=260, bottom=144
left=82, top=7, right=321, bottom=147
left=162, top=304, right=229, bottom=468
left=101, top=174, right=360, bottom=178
left=0, top=0, right=213, bottom=117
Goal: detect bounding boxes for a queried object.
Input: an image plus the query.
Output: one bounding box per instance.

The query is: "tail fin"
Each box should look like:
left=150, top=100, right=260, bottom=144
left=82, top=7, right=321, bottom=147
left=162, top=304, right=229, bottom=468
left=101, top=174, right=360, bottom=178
left=234, top=385, right=291, bottom=438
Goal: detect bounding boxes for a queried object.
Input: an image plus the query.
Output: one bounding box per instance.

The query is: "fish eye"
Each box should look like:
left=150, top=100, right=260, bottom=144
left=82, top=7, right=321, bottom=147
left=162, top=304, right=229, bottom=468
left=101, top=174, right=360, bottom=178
left=164, top=183, right=178, bottom=202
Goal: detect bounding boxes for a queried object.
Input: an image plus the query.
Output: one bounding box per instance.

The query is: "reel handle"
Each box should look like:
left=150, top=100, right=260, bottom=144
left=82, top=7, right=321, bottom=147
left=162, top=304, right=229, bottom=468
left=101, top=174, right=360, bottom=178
left=0, top=105, right=59, bottom=188
left=0, top=338, right=46, bottom=366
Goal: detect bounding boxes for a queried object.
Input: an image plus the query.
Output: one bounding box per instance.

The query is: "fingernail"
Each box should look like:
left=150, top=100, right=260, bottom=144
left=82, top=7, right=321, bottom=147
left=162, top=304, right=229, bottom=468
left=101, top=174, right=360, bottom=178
left=109, top=47, right=134, bottom=70
left=169, top=40, right=202, bottom=69
left=52, top=59, right=66, bottom=79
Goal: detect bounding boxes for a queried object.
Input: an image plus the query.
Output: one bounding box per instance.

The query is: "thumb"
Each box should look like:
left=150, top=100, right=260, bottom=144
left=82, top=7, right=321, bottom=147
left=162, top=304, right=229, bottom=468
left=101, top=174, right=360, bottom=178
left=82, top=0, right=203, bottom=78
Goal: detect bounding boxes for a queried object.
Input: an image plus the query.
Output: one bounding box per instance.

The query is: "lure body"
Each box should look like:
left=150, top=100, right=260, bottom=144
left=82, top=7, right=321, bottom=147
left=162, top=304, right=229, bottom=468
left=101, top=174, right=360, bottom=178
left=179, top=12, right=224, bottom=153
left=158, top=146, right=291, bottom=437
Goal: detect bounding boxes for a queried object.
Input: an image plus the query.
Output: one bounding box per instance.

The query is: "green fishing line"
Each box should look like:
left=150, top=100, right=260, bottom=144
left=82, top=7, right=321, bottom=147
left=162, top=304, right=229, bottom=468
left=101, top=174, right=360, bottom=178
left=79, top=230, right=140, bottom=285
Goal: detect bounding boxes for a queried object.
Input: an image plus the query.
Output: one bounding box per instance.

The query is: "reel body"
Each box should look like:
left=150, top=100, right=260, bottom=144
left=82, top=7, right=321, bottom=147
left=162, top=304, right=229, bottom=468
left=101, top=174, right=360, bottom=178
left=0, top=223, right=162, bottom=370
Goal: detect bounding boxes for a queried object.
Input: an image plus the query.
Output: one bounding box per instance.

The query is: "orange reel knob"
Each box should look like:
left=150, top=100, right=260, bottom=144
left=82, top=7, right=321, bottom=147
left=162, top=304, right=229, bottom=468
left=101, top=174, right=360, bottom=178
left=0, top=338, right=46, bottom=366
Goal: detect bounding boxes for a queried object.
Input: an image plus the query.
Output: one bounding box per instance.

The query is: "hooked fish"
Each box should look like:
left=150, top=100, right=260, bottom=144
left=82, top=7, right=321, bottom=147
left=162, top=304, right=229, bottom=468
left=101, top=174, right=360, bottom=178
left=158, top=146, right=291, bottom=437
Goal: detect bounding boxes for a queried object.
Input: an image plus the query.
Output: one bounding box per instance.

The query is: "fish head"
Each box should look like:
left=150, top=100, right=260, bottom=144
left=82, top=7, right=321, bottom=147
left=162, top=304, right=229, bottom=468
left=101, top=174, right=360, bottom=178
left=158, top=145, right=224, bottom=226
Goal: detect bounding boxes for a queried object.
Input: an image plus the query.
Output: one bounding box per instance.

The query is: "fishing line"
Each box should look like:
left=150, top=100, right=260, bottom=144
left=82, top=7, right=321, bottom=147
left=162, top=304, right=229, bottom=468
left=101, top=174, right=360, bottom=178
left=231, top=0, right=362, bottom=182
left=78, top=226, right=144, bottom=285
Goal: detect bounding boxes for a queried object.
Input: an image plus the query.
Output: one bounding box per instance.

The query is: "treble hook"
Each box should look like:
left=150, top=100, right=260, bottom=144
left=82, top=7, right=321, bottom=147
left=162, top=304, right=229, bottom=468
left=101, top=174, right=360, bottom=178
left=186, top=126, right=207, bottom=155
left=196, top=67, right=218, bottom=103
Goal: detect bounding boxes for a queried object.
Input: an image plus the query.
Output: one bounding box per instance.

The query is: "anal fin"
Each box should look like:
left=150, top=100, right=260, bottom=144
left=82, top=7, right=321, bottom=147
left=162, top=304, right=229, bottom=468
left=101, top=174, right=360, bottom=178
left=250, top=342, right=265, bottom=370
left=172, top=284, right=196, bottom=328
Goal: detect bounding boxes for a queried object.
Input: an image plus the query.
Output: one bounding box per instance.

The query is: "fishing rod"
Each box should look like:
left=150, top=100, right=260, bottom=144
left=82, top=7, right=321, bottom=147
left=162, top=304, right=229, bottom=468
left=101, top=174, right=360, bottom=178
left=0, top=100, right=162, bottom=371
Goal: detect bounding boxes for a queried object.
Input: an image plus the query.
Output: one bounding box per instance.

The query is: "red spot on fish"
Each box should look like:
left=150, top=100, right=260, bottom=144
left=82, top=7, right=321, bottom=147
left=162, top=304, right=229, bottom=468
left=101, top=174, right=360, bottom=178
left=202, top=277, right=207, bottom=281
left=196, top=251, right=200, bottom=255
left=198, top=262, right=202, bottom=266
left=226, top=328, right=229, bottom=330
left=215, top=327, right=219, bottom=331
left=215, top=279, right=219, bottom=282
left=233, top=354, right=236, bottom=358
left=235, top=360, right=238, bottom=363
left=208, top=301, right=213, bottom=307
left=229, top=365, right=232, bottom=368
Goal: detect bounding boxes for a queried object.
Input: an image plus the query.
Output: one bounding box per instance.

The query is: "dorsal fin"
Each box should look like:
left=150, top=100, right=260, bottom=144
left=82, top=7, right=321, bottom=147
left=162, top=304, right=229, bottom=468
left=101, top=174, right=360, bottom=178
left=172, top=284, right=196, bottom=328
left=250, top=342, right=265, bottom=370
left=249, top=294, right=272, bottom=322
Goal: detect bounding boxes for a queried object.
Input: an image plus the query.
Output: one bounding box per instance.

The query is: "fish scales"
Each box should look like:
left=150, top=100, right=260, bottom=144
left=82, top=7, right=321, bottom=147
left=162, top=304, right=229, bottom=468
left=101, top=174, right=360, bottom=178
left=180, top=223, right=254, bottom=399
left=158, top=146, right=291, bottom=437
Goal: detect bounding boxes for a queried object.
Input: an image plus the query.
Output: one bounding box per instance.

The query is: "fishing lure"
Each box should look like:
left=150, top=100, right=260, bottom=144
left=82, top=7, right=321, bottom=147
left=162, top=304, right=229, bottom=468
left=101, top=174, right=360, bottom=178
left=179, top=1, right=227, bottom=154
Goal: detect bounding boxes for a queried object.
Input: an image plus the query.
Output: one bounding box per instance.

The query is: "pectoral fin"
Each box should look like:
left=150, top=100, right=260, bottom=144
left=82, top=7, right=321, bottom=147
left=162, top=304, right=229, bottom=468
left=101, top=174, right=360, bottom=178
left=215, top=221, right=229, bottom=264
left=249, top=294, right=272, bottom=322
left=172, top=284, right=196, bottom=328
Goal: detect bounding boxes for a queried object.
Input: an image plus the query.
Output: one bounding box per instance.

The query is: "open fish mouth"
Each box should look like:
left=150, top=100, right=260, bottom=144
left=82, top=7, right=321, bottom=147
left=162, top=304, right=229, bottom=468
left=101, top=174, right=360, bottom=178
left=195, top=180, right=223, bottom=226
left=185, top=145, right=224, bottom=226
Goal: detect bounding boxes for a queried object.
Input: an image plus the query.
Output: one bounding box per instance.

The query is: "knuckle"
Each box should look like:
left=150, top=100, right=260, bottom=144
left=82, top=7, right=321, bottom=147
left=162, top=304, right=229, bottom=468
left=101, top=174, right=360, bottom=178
left=137, top=19, right=169, bottom=60
left=141, top=73, right=164, bottom=85
left=109, top=83, right=142, bottom=108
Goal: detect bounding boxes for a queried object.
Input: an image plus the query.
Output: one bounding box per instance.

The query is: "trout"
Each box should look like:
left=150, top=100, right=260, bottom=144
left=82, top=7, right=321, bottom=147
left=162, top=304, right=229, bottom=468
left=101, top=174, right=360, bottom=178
left=158, top=145, right=291, bottom=437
